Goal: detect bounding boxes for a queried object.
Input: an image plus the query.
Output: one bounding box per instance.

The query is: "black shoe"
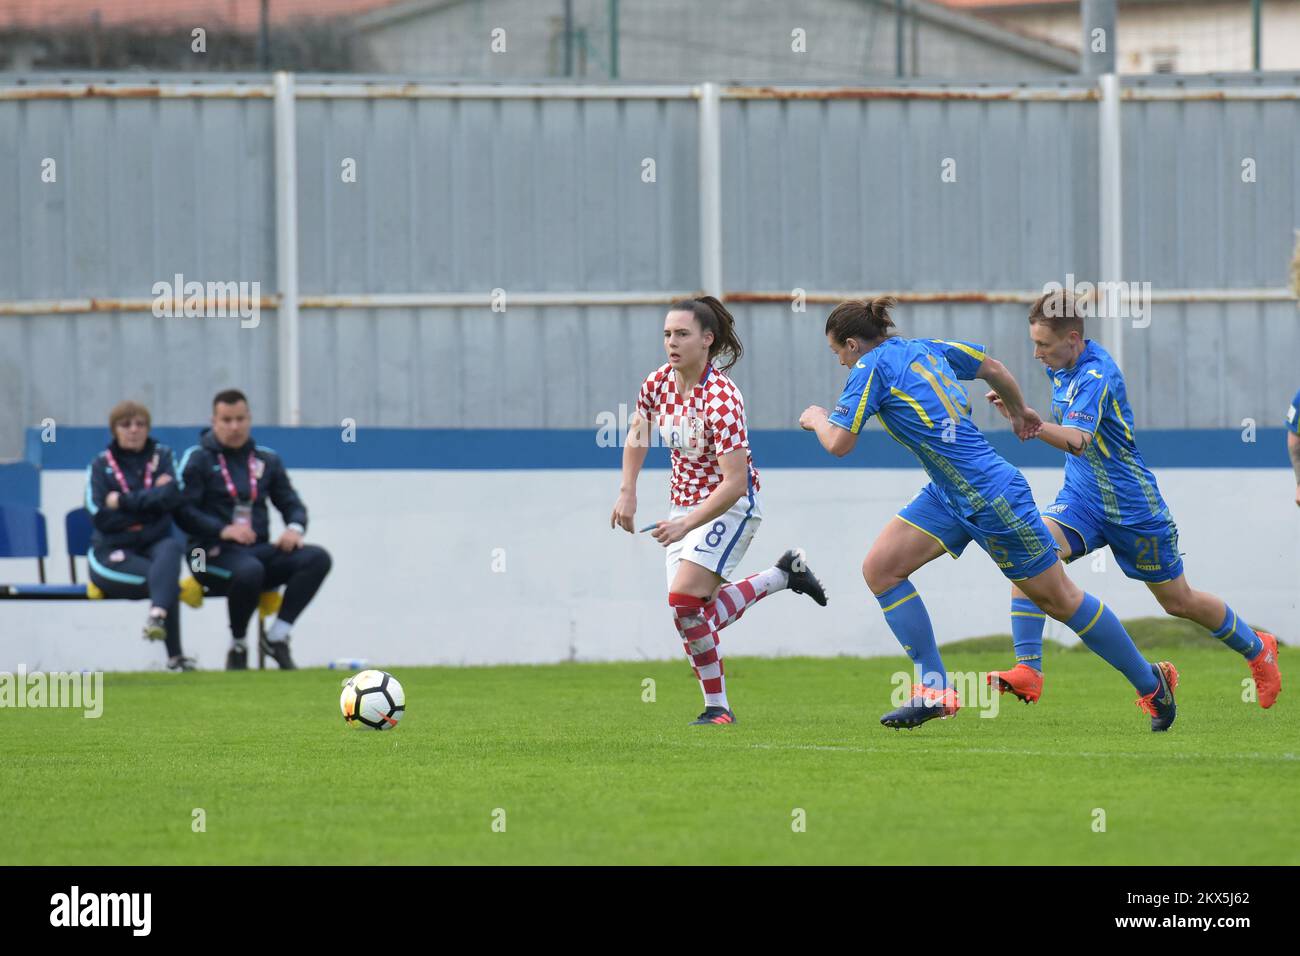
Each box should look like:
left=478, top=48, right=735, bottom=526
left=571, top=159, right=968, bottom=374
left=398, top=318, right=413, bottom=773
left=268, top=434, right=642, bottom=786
left=226, top=645, right=248, bottom=671
left=690, top=706, right=737, bottom=725
left=1137, top=661, right=1179, bottom=732
left=167, top=655, right=197, bottom=672
left=776, top=548, right=828, bottom=606
left=142, top=612, right=167, bottom=642
left=260, top=636, right=297, bottom=670
left=880, top=685, right=959, bottom=729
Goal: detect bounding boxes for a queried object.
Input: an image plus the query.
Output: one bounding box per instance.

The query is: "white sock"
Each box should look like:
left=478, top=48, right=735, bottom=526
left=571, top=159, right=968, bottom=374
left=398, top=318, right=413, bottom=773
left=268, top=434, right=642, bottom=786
left=751, top=566, right=789, bottom=594
left=268, top=618, right=293, bottom=643
left=230, top=637, right=247, bottom=652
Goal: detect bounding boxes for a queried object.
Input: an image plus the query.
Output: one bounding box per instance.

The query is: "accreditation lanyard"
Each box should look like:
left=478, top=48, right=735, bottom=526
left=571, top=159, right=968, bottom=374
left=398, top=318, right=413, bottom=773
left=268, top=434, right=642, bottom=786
left=217, top=452, right=257, bottom=504
left=104, top=448, right=154, bottom=494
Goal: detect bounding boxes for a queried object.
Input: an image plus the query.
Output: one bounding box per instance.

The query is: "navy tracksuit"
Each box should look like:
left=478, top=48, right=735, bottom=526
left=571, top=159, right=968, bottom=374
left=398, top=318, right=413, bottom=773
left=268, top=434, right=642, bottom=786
left=175, top=429, right=331, bottom=640
left=84, top=438, right=186, bottom=657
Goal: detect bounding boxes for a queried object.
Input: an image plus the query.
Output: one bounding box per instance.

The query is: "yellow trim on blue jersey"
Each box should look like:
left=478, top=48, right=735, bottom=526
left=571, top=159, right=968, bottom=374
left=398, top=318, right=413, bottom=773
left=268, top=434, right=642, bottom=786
left=894, top=515, right=959, bottom=559
left=850, top=369, right=876, bottom=434
left=1112, top=398, right=1133, bottom=442
left=912, top=362, right=960, bottom=424
left=918, top=443, right=986, bottom=510
left=1075, top=601, right=1106, bottom=637
left=1093, top=385, right=1111, bottom=457
left=1115, top=443, right=1162, bottom=515
left=890, top=386, right=934, bottom=428
left=936, top=339, right=987, bottom=363
left=879, top=589, right=921, bottom=613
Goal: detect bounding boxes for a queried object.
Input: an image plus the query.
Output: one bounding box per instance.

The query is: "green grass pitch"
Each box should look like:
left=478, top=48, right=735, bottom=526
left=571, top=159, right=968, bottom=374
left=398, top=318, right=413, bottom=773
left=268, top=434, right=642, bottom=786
left=3, top=619, right=1295, bottom=865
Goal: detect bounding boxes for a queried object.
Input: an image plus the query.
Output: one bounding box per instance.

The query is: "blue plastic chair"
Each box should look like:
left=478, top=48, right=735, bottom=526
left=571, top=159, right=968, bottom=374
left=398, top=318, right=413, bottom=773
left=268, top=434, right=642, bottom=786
left=65, top=507, right=93, bottom=583
left=0, top=504, right=84, bottom=597
left=0, top=462, right=40, bottom=509
left=0, top=504, right=50, bottom=582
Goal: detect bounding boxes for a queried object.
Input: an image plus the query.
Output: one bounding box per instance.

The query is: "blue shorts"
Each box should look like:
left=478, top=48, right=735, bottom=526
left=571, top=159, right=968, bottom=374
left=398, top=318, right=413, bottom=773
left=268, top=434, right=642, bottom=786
left=897, top=478, right=1060, bottom=582
left=1041, top=490, right=1184, bottom=584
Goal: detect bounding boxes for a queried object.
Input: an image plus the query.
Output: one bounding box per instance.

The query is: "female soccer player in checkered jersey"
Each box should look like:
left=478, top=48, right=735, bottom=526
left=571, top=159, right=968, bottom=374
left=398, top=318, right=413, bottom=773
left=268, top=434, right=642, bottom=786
left=610, top=296, right=828, bottom=725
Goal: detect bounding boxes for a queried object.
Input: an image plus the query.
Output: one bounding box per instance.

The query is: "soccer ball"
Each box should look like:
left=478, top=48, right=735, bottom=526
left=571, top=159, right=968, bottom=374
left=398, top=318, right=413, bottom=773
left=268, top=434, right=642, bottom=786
left=339, top=670, right=405, bottom=730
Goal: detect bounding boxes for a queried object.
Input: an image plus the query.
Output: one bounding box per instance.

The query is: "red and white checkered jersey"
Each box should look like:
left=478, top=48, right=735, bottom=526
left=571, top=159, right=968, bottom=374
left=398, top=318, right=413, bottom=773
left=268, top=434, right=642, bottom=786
left=635, top=363, right=761, bottom=507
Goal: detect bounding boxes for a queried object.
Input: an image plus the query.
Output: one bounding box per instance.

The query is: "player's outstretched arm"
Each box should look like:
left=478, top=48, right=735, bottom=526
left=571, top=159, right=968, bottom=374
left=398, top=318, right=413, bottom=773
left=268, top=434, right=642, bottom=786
left=977, top=358, right=1041, bottom=440
left=985, top=389, right=1093, bottom=456
left=611, top=412, right=650, bottom=532
left=799, top=405, right=857, bottom=458
left=1288, top=431, right=1300, bottom=507
left=1031, top=421, right=1093, bottom=456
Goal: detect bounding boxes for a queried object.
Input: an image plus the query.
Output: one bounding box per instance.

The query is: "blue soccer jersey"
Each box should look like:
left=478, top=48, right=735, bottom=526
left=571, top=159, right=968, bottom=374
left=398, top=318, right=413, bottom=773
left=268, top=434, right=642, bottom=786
left=1048, top=340, right=1169, bottom=526
left=1287, top=389, right=1300, bottom=434
left=828, top=336, right=1021, bottom=516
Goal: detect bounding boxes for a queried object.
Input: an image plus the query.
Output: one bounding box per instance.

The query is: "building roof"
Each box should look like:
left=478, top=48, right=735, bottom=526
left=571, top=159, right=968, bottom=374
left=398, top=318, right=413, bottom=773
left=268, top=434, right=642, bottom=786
left=355, top=0, right=1080, bottom=71
left=0, top=0, right=398, bottom=30
left=937, top=0, right=1075, bottom=7
left=936, top=0, right=1224, bottom=8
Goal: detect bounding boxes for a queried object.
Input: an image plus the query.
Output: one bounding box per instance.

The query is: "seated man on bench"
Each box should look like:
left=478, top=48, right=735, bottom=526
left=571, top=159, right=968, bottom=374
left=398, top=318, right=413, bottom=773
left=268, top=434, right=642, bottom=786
left=175, top=389, right=332, bottom=671
left=85, top=400, right=195, bottom=671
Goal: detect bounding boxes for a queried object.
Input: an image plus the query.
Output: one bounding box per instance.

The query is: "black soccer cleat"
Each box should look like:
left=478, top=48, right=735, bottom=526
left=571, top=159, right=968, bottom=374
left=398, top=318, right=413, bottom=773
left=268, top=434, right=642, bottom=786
left=776, top=548, right=828, bottom=606
left=167, top=655, right=198, bottom=672
left=226, top=645, right=248, bottom=671
left=690, top=706, right=737, bottom=725
left=880, top=685, right=960, bottom=729
left=1136, top=660, right=1178, bottom=732
left=260, top=636, right=297, bottom=671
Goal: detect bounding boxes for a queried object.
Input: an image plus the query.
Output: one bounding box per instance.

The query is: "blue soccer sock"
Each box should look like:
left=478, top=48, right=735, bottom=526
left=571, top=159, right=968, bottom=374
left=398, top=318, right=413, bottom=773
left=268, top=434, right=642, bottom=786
left=876, top=580, right=946, bottom=690
left=1011, top=597, right=1046, bottom=673
left=1065, top=592, right=1157, bottom=694
left=1211, top=604, right=1264, bottom=660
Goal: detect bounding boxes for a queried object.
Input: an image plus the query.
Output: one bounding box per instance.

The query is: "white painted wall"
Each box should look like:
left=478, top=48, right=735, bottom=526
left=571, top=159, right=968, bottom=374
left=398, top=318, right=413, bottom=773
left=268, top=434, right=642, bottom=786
left=1, top=468, right=1295, bottom=672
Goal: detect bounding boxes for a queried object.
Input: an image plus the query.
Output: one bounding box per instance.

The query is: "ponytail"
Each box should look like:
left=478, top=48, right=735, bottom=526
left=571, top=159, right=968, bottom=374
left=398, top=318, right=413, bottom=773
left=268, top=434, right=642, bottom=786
left=669, top=295, right=744, bottom=374
left=824, top=295, right=898, bottom=346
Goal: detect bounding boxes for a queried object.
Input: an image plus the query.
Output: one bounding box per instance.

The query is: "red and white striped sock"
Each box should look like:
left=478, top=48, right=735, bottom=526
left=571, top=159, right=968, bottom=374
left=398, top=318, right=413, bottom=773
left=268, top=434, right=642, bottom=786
left=669, top=592, right=728, bottom=709
left=708, top=566, right=788, bottom=633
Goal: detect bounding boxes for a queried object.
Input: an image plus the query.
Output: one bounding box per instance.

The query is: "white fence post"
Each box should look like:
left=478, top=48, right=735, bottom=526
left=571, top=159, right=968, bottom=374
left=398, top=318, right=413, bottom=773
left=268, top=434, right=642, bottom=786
left=273, top=71, right=302, bottom=426
left=1098, top=72, right=1124, bottom=369
left=698, top=82, right=723, bottom=299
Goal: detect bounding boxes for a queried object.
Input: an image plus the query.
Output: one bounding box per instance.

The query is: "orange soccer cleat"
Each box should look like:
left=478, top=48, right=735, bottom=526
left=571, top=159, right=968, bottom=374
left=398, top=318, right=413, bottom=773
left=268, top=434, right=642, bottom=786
left=987, top=663, right=1044, bottom=704
left=1135, top=660, right=1179, bottom=732
left=1248, top=631, right=1282, bottom=709
left=880, top=684, right=960, bottom=729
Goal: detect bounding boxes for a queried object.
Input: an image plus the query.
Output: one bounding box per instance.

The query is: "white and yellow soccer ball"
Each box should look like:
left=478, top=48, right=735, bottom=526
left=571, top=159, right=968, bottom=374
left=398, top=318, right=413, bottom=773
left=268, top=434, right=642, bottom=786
left=340, top=670, right=405, bottom=730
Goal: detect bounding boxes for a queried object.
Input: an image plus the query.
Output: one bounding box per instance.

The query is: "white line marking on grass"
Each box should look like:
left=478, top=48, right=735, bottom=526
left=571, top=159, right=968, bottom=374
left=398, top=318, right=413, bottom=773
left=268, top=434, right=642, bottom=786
left=673, top=741, right=1298, bottom=763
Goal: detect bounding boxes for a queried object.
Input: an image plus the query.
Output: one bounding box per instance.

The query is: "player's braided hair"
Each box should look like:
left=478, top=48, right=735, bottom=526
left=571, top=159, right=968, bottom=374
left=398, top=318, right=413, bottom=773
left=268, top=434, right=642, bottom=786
left=669, top=296, right=744, bottom=374
left=824, top=296, right=898, bottom=346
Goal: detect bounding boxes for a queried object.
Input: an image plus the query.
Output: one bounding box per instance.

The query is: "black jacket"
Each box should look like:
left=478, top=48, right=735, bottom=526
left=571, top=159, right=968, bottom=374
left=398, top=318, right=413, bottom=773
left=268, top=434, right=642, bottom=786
left=175, top=429, right=308, bottom=546
left=85, top=438, right=182, bottom=551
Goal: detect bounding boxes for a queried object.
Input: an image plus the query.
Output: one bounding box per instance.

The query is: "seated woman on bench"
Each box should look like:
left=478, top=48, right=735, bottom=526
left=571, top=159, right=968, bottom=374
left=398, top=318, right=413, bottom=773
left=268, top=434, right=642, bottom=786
left=85, top=401, right=194, bottom=671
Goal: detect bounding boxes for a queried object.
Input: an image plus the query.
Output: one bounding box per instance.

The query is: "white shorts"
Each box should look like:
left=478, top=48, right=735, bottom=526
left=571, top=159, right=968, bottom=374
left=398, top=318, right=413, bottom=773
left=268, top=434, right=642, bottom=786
left=664, top=491, right=763, bottom=589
